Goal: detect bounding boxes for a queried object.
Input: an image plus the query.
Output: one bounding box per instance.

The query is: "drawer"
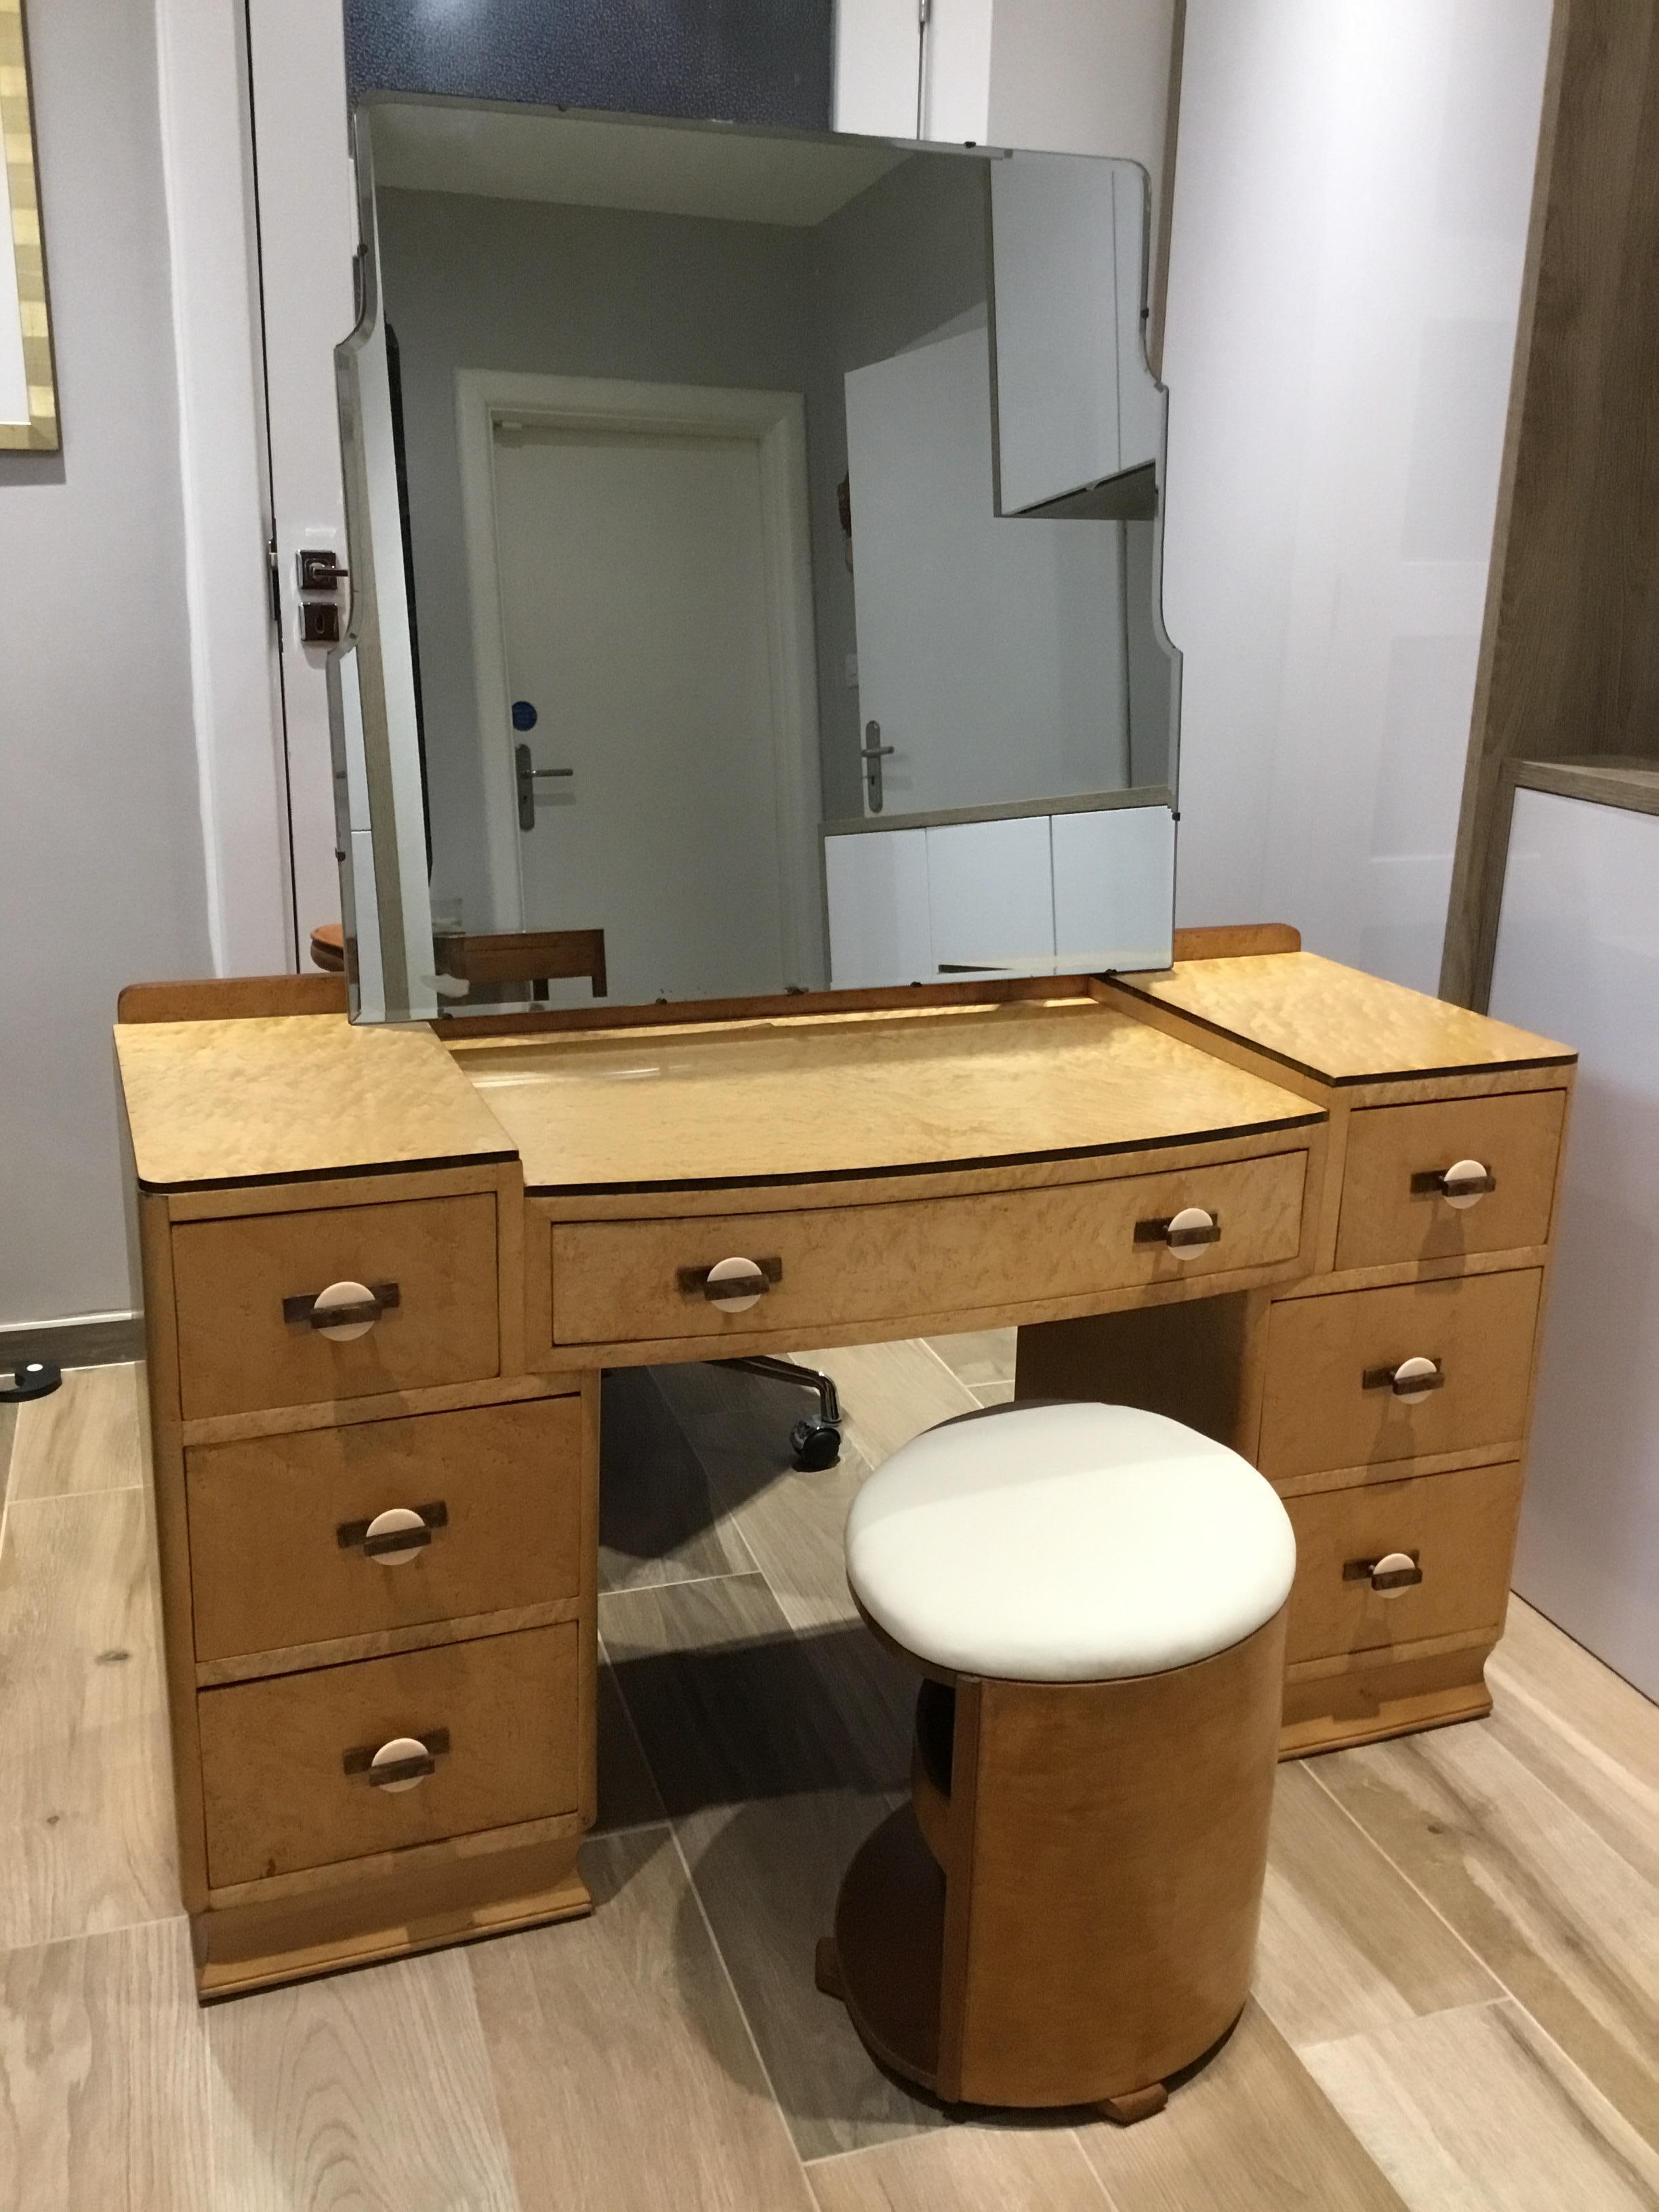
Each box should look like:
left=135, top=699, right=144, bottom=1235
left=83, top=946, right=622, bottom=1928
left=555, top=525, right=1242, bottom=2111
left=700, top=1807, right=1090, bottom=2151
left=197, top=1625, right=578, bottom=1888
left=173, top=1193, right=500, bottom=1420
left=186, top=1395, right=583, bottom=1663
left=1334, top=1089, right=1564, bottom=1271
left=548, top=1149, right=1308, bottom=1348
left=1258, top=1269, right=1541, bottom=1483
left=1283, top=1460, right=1521, bottom=1664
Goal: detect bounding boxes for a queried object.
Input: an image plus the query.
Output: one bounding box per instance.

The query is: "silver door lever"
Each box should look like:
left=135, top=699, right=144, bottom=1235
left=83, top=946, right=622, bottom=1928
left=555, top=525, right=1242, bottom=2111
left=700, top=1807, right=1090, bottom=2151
left=861, top=720, right=895, bottom=813
left=515, top=741, right=574, bottom=831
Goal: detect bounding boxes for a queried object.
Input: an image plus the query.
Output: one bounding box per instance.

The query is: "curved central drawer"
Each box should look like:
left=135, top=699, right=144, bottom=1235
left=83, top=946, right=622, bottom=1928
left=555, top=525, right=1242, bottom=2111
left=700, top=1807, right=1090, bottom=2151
left=547, top=1150, right=1308, bottom=1349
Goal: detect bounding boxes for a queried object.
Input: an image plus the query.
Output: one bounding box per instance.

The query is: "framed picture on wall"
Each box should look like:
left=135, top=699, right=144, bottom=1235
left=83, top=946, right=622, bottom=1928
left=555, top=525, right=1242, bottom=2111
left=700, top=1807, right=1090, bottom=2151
left=1, top=0, right=57, bottom=451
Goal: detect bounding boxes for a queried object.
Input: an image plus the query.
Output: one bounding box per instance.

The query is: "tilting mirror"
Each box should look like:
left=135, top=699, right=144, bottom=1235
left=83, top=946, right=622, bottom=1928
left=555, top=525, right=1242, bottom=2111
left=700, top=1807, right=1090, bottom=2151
left=332, top=102, right=1180, bottom=1020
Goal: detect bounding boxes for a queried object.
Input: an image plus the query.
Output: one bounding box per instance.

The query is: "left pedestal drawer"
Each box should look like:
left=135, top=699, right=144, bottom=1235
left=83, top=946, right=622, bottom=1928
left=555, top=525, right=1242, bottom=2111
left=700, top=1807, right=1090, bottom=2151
left=186, top=1395, right=582, bottom=1663
left=197, top=1625, right=578, bottom=1889
left=171, top=1193, right=501, bottom=1419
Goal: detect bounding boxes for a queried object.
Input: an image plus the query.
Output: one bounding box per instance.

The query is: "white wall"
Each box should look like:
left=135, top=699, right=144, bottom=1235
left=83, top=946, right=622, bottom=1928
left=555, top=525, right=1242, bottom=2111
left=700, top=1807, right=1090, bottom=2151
left=0, top=0, right=213, bottom=1327
left=1163, top=0, right=1551, bottom=989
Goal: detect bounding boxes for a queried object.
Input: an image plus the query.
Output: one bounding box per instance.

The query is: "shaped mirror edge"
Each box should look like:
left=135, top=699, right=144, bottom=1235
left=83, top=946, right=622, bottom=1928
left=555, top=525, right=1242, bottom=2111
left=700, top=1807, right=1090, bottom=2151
left=331, top=108, right=438, bottom=1023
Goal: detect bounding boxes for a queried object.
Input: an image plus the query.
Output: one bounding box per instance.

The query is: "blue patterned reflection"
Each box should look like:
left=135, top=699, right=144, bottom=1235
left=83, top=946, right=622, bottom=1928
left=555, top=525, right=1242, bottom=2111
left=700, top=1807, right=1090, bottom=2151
left=344, top=0, right=834, bottom=129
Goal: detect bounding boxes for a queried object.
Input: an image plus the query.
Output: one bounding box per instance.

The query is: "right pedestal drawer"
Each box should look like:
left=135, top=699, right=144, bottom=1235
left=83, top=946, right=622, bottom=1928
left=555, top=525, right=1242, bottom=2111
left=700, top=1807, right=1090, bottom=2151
left=1334, top=1089, right=1565, bottom=1270
left=1258, top=1269, right=1542, bottom=1483
left=1281, top=1460, right=1521, bottom=1665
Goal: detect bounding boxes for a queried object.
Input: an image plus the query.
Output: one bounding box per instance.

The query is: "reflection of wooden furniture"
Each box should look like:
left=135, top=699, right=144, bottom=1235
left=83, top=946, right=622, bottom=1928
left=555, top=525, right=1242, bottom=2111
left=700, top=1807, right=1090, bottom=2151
left=437, top=929, right=607, bottom=1001
left=112, top=943, right=1572, bottom=1998
left=309, top=922, right=346, bottom=973
left=820, top=1401, right=1292, bottom=2118
left=310, top=922, right=608, bottom=999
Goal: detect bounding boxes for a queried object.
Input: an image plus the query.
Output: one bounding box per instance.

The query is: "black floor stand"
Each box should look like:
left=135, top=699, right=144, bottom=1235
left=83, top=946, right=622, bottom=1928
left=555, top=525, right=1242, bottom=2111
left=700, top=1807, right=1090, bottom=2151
left=716, top=1356, right=844, bottom=1470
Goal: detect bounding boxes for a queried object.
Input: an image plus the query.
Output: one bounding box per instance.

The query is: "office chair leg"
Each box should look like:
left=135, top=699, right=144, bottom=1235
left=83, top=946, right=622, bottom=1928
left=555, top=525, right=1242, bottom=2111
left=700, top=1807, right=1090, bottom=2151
left=716, top=1356, right=843, bottom=1469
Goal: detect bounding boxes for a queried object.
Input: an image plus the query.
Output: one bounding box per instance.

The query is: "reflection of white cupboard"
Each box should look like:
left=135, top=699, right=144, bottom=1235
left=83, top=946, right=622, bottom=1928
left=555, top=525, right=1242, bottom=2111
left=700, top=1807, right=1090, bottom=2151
left=825, top=806, right=1174, bottom=987
left=1488, top=788, right=1659, bottom=1698
left=844, top=325, right=1130, bottom=817
left=989, top=159, right=1161, bottom=514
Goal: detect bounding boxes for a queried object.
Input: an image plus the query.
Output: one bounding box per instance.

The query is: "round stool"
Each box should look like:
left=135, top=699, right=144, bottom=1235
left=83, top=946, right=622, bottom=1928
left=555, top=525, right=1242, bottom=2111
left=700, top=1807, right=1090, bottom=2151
left=815, top=1399, right=1295, bottom=2123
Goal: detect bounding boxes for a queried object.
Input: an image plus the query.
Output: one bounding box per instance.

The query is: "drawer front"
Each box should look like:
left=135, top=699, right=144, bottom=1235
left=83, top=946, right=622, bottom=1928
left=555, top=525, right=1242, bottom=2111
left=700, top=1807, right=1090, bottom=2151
left=173, top=1193, right=500, bottom=1420
left=197, top=1625, right=577, bottom=1888
left=1258, top=1269, right=1541, bottom=1482
left=1334, top=1088, right=1564, bottom=1271
left=1283, top=1460, right=1521, bottom=1664
left=187, top=1395, right=583, bottom=1663
left=549, top=1150, right=1308, bottom=1347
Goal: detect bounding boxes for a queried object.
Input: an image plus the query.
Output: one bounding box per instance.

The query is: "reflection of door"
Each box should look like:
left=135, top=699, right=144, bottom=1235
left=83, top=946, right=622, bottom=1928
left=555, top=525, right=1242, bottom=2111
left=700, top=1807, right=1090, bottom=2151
left=492, top=421, right=797, bottom=1004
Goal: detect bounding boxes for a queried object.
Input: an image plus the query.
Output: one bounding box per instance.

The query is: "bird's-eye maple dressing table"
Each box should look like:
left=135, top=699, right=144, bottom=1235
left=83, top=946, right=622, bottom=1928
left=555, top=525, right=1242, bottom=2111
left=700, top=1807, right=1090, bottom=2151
left=114, top=939, right=1573, bottom=1999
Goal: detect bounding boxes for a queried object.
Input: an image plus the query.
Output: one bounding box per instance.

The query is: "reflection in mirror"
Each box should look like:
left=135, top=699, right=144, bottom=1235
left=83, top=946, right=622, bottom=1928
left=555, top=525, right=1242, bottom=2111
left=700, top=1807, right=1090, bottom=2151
left=333, top=102, right=1179, bottom=1021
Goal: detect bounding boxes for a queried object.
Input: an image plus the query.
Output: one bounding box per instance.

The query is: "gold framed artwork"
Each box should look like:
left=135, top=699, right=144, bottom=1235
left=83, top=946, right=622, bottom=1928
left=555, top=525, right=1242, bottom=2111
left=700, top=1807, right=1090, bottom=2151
left=0, top=0, right=56, bottom=451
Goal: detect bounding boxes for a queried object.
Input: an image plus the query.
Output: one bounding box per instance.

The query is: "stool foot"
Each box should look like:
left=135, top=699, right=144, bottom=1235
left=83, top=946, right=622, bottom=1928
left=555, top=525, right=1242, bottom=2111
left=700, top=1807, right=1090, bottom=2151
left=815, top=1936, right=845, bottom=2001
left=1097, top=2082, right=1168, bottom=2127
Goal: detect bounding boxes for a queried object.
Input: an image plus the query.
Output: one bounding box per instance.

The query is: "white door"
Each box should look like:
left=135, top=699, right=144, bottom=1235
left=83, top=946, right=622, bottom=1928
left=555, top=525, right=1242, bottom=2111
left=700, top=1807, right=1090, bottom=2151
left=494, top=424, right=795, bottom=1005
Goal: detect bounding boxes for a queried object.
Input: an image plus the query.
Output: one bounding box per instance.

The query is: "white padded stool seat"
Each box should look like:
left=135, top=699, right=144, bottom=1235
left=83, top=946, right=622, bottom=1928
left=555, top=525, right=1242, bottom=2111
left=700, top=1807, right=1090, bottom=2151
left=845, top=1401, right=1296, bottom=1681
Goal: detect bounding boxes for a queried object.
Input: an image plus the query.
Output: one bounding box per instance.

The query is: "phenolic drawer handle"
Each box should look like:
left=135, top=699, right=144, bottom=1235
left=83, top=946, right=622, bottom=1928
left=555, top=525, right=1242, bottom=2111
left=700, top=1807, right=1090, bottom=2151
left=1410, top=1159, right=1496, bottom=1209
left=336, top=1501, right=449, bottom=1563
left=1344, top=1550, right=1423, bottom=1595
left=676, top=1256, right=784, bottom=1313
left=282, top=1279, right=401, bottom=1341
left=1362, top=1355, right=1443, bottom=1403
left=1134, top=1206, right=1221, bottom=1256
left=343, top=1727, right=450, bottom=1792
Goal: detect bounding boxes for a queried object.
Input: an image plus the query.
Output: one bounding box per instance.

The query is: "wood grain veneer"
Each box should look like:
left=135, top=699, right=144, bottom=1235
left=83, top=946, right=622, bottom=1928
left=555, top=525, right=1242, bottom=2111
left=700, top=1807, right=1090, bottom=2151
left=196, top=1624, right=580, bottom=1889
left=548, top=1149, right=1307, bottom=1350
left=1332, top=1090, right=1565, bottom=1270
left=116, top=1015, right=512, bottom=1189
left=186, top=1396, right=583, bottom=1662
left=1112, top=953, right=1572, bottom=1088
left=453, top=998, right=1322, bottom=1191
left=1256, top=1269, right=1542, bottom=1484
left=1280, top=1460, right=1522, bottom=1665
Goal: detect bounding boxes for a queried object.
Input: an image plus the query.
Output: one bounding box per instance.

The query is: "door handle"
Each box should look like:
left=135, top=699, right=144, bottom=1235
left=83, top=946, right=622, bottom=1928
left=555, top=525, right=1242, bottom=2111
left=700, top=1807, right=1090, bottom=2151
left=515, top=742, right=575, bottom=831
left=861, top=720, right=895, bottom=813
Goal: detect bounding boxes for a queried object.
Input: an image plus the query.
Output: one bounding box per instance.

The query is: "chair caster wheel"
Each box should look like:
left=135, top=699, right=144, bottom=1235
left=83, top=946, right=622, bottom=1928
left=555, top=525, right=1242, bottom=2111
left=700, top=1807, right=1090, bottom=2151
left=790, top=1418, right=841, bottom=1471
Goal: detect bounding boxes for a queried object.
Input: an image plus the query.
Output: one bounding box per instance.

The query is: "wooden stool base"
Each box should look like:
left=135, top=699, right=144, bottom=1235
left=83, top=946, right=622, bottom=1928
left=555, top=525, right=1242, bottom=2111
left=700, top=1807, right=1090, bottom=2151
left=819, top=1614, right=1286, bottom=2112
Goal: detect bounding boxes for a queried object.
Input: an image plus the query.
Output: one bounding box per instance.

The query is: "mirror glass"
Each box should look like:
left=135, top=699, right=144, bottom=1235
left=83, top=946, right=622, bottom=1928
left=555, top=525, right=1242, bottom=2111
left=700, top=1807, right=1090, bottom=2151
left=334, top=100, right=1179, bottom=1019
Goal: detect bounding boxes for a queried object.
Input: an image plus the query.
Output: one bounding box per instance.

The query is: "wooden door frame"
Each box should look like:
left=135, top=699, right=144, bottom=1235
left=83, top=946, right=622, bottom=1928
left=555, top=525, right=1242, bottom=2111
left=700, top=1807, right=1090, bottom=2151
left=1439, top=0, right=1659, bottom=1009
left=455, top=369, right=827, bottom=987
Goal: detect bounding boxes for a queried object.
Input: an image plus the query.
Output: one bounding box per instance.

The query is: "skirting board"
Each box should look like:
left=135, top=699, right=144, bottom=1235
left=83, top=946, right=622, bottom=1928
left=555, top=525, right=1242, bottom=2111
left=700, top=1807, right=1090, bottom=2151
left=0, top=1311, right=144, bottom=1368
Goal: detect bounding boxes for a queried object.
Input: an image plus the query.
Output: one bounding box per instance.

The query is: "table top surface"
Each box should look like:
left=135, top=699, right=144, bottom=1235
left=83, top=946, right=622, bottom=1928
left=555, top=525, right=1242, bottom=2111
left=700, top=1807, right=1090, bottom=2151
left=1111, top=953, right=1575, bottom=1086
left=450, top=996, right=1324, bottom=1191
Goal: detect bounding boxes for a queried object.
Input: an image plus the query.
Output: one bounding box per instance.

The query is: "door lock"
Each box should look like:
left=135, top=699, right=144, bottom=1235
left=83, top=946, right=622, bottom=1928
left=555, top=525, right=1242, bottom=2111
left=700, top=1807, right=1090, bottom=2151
left=515, top=741, right=575, bottom=831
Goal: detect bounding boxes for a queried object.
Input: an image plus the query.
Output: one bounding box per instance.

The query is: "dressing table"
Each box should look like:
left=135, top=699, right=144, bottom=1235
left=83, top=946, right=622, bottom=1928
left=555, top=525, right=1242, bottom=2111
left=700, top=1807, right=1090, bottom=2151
left=115, top=942, right=1572, bottom=1997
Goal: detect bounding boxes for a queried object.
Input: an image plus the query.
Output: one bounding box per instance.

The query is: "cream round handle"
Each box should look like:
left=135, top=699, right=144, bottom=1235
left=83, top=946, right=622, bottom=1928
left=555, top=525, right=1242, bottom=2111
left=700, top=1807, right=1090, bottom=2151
left=1442, top=1158, right=1491, bottom=1210
left=705, top=1256, right=768, bottom=1313
left=1391, top=1355, right=1440, bottom=1405
left=369, top=1736, right=432, bottom=1793
left=312, top=1280, right=380, bottom=1343
left=364, top=1507, right=427, bottom=1567
left=1372, top=1551, right=1420, bottom=1596
left=1166, top=1206, right=1217, bottom=1261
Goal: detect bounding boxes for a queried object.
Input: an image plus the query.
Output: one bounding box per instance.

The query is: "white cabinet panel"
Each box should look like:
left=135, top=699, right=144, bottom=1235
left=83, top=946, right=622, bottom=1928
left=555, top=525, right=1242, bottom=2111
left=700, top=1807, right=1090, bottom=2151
left=826, top=828, right=932, bottom=989
left=990, top=157, right=1123, bottom=513
left=834, top=0, right=921, bottom=138
left=1052, top=805, right=1174, bottom=970
left=925, top=816, right=1055, bottom=977
left=1490, top=788, right=1659, bottom=1698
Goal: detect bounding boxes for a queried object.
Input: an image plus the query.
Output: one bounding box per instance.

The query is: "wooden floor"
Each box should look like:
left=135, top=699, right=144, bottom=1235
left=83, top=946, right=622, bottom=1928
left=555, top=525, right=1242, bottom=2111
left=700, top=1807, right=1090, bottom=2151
left=1, top=1349, right=1657, bottom=2210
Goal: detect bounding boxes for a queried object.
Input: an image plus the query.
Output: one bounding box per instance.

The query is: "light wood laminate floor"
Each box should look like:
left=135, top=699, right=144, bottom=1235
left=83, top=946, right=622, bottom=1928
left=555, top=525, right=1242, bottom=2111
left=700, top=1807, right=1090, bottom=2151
left=1, top=1351, right=1656, bottom=2211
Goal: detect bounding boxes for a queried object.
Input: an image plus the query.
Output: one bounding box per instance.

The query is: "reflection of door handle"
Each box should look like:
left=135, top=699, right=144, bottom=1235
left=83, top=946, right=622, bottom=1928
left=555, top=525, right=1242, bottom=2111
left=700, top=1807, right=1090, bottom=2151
left=515, top=742, right=575, bottom=831
left=861, top=720, right=895, bottom=813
